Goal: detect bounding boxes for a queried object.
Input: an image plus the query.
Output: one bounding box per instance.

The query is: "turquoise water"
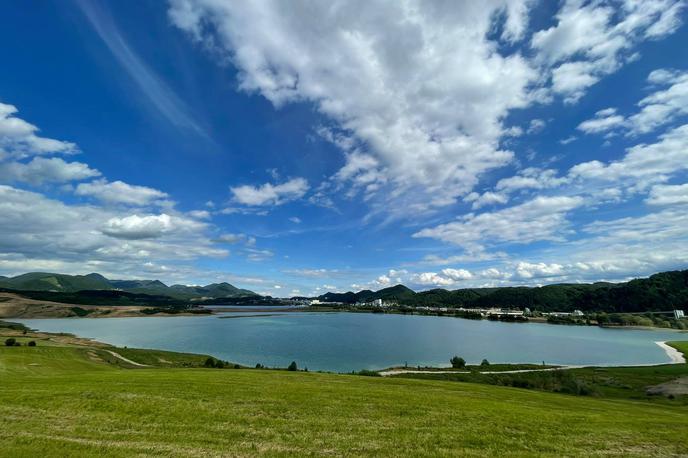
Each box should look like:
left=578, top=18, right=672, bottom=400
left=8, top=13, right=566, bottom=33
left=16, top=312, right=685, bottom=372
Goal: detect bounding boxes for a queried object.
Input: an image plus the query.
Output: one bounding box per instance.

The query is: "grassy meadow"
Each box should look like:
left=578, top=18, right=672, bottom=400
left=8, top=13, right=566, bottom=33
left=1, top=333, right=688, bottom=457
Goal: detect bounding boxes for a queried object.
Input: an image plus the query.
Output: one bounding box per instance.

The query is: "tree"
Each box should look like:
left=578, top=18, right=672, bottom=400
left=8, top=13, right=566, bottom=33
left=204, top=357, right=216, bottom=368
left=287, top=361, right=298, bottom=371
left=4, top=338, right=16, bottom=347
left=27, top=341, right=36, bottom=347
left=450, top=356, right=466, bottom=369
left=480, top=359, right=490, bottom=367
left=215, top=360, right=225, bottom=369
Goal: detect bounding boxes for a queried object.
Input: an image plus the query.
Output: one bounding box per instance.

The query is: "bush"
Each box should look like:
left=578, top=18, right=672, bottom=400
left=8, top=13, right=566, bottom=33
left=450, top=356, right=466, bottom=369
left=357, top=369, right=381, bottom=377
left=287, top=361, right=298, bottom=371
left=480, top=359, right=490, bottom=367
left=255, top=363, right=264, bottom=369
left=4, top=338, right=16, bottom=347
left=27, top=341, right=36, bottom=347
left=204, top=357, right=216, bottom=368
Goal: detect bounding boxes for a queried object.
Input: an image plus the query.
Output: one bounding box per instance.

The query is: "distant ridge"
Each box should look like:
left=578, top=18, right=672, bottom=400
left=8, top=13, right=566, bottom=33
left=315, top=270, right=688, bottom=314
left=0, top=272, right=256, bottom=300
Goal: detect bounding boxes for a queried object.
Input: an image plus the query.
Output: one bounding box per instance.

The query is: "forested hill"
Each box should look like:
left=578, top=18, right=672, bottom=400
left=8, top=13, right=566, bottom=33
left=317, top=270, right=688, bottom=313
left=0, top=272, right=256, bottom=300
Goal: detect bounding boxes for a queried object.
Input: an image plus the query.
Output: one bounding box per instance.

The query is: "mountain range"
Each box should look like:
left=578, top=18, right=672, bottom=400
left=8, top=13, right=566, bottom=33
left=316, top=270, right=688, bottom=314
left=0, top=272, right=256, bottom=300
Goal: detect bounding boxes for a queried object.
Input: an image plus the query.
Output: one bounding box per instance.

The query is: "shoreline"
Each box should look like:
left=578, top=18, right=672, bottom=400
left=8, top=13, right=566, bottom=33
left=656, top=341, right=686, bottom=364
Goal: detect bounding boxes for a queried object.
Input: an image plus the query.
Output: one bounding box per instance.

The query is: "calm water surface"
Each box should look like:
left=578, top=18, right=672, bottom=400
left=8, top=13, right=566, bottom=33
left=16, top=312, right=685, bottom=372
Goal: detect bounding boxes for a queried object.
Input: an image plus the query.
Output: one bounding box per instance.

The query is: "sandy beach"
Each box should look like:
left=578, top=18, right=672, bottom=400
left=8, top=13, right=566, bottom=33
left=656, top=341, right=686, bottom=364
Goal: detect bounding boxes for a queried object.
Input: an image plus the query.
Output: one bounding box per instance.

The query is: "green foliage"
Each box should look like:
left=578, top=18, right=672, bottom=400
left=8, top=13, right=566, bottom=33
left=450, top=356, right=466, bottom=369
left=70, top=307, right=92, bottom=317
left=356, top=369, right=381, bottom=377
left=204, top=357, right=216, bottom=368
left=27, top=341, right=36, bottom=347
left=4, top=337, right=16, bottom=347
left=318, top=269, right=688, bottom=315
left=480, top=359, right=490, bottom=367
left=287, top=361, right=298, bottom=371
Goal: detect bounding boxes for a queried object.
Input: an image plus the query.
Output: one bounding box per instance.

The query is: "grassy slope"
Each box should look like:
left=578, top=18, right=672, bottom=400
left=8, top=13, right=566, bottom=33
left=1, top=346, right=688, bottom=457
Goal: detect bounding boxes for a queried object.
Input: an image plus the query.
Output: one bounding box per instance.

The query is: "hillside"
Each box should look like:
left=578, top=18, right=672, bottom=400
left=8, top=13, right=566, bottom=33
left=1, top=337, right=687, bottom=456
left=318, top=269, right=688, bottom=313
left=0, top=272, right=256, bottom=300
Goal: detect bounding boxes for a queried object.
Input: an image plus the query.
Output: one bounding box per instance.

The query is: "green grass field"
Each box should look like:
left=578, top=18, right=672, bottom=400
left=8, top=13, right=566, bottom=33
left=1, top=342, right=688, bottom=457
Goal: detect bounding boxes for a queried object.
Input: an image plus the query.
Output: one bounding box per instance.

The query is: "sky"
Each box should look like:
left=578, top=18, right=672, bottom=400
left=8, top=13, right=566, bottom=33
left=1, top=0, right=687, bottom=297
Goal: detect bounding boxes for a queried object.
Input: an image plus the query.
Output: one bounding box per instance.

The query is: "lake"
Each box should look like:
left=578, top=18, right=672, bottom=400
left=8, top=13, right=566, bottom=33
left=16, top=312, right=685, bottom=372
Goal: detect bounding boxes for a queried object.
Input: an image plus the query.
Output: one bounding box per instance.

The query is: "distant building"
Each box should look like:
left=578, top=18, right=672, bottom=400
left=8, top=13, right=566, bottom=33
left=373, top=299, right=383, bottom=307
left=572, top=310, right=584, bottom=317
left=674, top=310, right=685, bottom=319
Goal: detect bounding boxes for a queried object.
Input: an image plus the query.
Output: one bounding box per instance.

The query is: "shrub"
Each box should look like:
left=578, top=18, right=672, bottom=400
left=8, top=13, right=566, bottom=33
left=480, top=359, right=490, bottom=367
left=215, top=360, right=225, bottom=369
left=4, top=338, right=16, bottom=347
left=27, top=341, right=36, bottom=347
left=287, top=361, right=298, bottom=371
left=204, top=357, right=216, bottom=368
left=357, top=369, right=381, bottom=377
left=234, top=364, right=240, bottom=369
left=450, top=356, right=466, bottom=369
left=255, top=363, right=264, bottom=369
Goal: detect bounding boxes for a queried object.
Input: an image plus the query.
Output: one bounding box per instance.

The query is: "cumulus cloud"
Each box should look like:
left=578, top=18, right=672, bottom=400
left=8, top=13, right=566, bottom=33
left=645, top=183, right=688, bottom=206
left=464, top=191, right=508, bottom=210
left=532, top=0, right=685, bottom=103
left=0, top=102, right=77, bottom=159
left=169, top=0, right=538, bottom=211
left=0, top=185, right=226, bottom=279
left=75, top=178, right=170, bottom=206
left=628, top=68, right=688, bottom=134
left=577, top=108, right=626, bottom=134
left=495, top=167, right=565, bottom=194
left=231, top=178, right=308, bottom=206
left=100, top=214, right=204, bottom=240
left=414, top=196, right=583, bottom=251
left=0, top=157, right=100, bottom=185
left=569, top=123, right=688, bottom=191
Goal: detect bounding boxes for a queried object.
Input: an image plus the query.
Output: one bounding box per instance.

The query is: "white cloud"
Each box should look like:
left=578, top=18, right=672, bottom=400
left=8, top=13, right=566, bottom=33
left=245, top=248, right=274, bottom=261
left=0, top=185, right=226, bottom=279
left=645, top=183, right=688, bottom=206
left=628, top=69, right=688, bottom=134
left=231, top=178, right=308, bottom=206
left=289, top=216, right=302, bottom=224
left=495, top=167, right=566, bottom=194
left=532, top=0, right=685, bottom=102
left=577, top=107, right=625, bottom=134
left=527, top=118, right=546, bottom=134
left=464, top=191, right=508, bottom=210
left=414, top=196, right=583, bottom=251
left=0, top=102, right=77, bottom=159
left=101, top=214, right=205, bottom=240
left=0, top=157, right=100, bottom=185
left=514, top=261, right=564, bottom=279
left=569, top=123, right=688, bottom=190
left=75, top=178, right=170, bottom=206
left=170, top=0, right=537, bottom=211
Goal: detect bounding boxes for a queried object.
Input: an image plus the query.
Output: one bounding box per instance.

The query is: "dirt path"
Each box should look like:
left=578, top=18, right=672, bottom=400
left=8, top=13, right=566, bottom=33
left=378, top=366, right=578, bottom=377
left=103, top=350, right=150, bottom=367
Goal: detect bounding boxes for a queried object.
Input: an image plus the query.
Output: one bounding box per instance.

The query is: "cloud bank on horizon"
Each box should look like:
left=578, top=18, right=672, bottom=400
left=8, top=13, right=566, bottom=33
left=0, top=0, right=687, bottom=296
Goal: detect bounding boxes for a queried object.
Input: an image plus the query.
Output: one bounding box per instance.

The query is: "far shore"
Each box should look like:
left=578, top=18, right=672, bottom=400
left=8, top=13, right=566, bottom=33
left=2, top=291, right=687, bottom=334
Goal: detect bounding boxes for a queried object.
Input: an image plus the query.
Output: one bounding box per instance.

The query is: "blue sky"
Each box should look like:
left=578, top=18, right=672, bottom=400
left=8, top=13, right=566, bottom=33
left=1, top=1, right=687, bottom=296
